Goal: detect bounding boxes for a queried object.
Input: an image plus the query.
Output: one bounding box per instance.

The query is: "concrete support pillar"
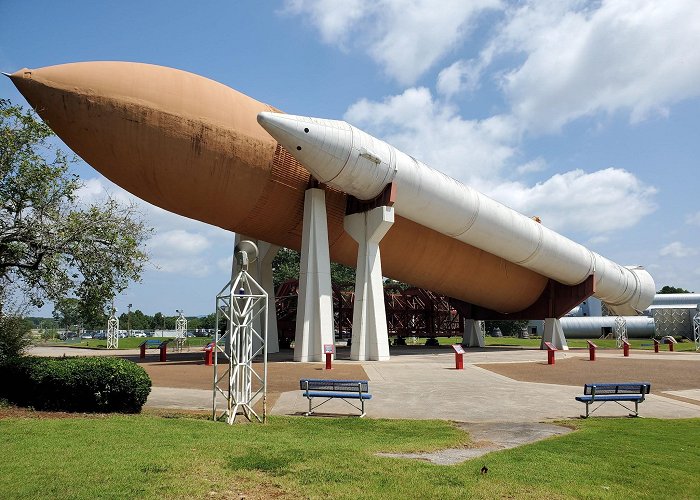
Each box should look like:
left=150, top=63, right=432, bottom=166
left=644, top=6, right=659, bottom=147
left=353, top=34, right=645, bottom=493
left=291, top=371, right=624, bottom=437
left=295, top=188, right=334, bottom=362
left=233, top=235, right=281, bottom=355
left=541, top=317, right=569, bottom=350
left=344, top=206, right=394, bottom=361
left=462, top=319, right=485, bottom=348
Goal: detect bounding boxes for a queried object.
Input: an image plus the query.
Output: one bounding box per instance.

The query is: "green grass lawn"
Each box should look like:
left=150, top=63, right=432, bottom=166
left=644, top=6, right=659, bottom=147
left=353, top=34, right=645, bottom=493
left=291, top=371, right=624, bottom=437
left=0, top=413, right=698, bottom=499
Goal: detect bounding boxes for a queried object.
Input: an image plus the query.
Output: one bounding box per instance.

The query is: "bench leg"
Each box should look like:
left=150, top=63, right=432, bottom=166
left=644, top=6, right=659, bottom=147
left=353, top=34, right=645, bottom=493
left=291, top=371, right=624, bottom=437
left=305, top=396, right=313, bottom=416
left=360, top=398, right=365, bottom=418
left=581, top=402, right=589, bottom=419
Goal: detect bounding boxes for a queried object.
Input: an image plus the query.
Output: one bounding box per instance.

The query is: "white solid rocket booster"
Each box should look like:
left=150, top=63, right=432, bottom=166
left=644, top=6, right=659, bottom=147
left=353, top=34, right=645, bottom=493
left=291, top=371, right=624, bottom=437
left=257, top=112, right=655, bottom=316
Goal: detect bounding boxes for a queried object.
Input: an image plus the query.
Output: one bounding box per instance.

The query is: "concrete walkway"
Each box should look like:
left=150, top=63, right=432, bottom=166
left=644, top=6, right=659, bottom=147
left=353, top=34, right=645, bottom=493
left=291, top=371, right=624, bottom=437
left=271, top=350, right=700, bottom=421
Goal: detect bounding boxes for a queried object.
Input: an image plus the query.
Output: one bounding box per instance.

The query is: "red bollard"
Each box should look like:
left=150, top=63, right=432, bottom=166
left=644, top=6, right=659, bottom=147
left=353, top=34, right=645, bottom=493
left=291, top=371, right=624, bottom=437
left=653, top=339, right=659, bottom=353
left=325, top=352, right=332, bottom=370
left=544, top=342, right=557, bottom=365
left=204, top=345, right=213, bottom=366
left=452, top=344, right=465, bottom=370
left=669, top=341, right=675, bottom=352
left=140, top=343, right=146, bottom=359
left=159, top=343, right=167, bottom=362
left=587, top=340, right=597, bottom=361
left=623, top=340, right=630, bottom=357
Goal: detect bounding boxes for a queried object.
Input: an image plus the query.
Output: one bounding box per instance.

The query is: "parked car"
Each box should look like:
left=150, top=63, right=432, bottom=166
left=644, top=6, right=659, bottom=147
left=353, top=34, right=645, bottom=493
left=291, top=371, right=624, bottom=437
left=133, top=332, right=147, bottom=338
left=80, top=334, right=93, bottom=339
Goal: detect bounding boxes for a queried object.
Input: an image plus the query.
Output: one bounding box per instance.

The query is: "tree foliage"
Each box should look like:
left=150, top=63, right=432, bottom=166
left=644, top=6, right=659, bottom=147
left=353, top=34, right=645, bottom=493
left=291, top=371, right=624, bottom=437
left=272, top=247, right=356, bottom=288
left=484, top=320, right=529, bottom=337
left=0, top=99, right=151, bottom=314
left=657, top=285, right=692, bottom=294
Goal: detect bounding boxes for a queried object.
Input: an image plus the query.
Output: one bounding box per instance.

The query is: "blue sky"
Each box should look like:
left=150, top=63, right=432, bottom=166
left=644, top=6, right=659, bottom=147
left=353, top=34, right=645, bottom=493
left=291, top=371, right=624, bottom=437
left=2, top=0, right=700, bottom=316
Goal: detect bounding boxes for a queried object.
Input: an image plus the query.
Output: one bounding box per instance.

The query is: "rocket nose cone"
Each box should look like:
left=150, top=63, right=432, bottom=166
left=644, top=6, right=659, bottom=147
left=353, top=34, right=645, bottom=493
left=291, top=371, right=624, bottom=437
left=256, top=111, right=306, bottom=150
left=6, top=68, right=37, bottom=98
left=6, top=68, right=32, bottom=82
left=257, top=111, right=353, bottom=184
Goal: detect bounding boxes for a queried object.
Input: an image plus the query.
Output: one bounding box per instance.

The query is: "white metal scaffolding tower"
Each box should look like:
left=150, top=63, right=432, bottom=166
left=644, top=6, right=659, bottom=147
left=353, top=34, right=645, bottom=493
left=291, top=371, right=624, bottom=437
left=107, top=308, right=119, bottom=349
left=213, top=241, right=268, bottom=424
left=614, top=316, right=627, bottom=348
left=175, top=310, right=188, bottom=351
left=693, top=311, right=700, bottom=351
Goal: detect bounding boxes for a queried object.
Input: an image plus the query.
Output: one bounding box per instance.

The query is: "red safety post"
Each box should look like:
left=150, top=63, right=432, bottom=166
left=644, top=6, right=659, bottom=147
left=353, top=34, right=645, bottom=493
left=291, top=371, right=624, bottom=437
left=653, top=338, right=660, bottom=353
left=159, top=342, right=167, bottom=362
left=139, top=343, right=146, bottom=359
left=323, top=343, right=334, bottom=370
left=452, top=344, right=465, bottom=369
left=544, top=342, right=557, bottom=365
left=669, top=340, right=675, bottom=352
left=204, top=343, right=214, bottom=366
left=623, top=340, right=630, bottom=357
left=587, top=340, right=597, bottom=361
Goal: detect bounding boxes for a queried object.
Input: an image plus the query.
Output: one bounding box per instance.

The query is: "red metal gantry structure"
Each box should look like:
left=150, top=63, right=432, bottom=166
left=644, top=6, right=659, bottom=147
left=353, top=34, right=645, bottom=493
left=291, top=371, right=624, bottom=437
left=274, top=279, right=463, bottom=348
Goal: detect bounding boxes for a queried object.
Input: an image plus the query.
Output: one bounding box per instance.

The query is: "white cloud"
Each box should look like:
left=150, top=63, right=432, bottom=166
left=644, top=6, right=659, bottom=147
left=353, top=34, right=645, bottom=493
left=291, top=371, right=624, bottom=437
left=284, top=0, right=501, bottom=85
left=437, top=59, right=482, bottom=97
left=282, top=0, right=367, bottom=47
left=659, top=241, right=697, bottom=258
left=515, top=158, right=547, bottom=175
left=148, top=230, right=210, bottom=256
left=685, top=212, right=700, bottom=226
left=473, top=0, right=700, bottom=133
left=486, top=168, right=657, bottom=235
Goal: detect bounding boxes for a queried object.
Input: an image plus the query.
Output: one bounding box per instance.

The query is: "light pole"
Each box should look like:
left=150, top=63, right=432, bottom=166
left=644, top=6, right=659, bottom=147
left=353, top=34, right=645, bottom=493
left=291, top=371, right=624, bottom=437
left=127, top=303, right=132, bottom=337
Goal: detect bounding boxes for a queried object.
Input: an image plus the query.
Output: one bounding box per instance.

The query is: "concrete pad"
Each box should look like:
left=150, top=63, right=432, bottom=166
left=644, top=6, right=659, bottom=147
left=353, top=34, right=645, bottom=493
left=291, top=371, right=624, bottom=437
left=378, top=422, right=572, bottom=465
left=663, top=389, right=700, bottom=404
left=271, top=352, right=700, bottom=421
left=145, top=387, right=211, bottom=411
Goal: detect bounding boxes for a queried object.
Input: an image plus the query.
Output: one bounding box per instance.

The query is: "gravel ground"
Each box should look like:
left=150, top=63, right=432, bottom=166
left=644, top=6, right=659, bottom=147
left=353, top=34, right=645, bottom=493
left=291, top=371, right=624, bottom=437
left=476, top=356, right=700, bottom=394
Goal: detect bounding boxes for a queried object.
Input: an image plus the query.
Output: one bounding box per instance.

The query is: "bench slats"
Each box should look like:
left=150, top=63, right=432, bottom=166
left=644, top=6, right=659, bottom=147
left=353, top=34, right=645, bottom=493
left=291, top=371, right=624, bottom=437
left=305, top=391, right=372, bottom=400
left=300, top=379, right=369, bottom=393
left=584, top=383, right=651, bottom=396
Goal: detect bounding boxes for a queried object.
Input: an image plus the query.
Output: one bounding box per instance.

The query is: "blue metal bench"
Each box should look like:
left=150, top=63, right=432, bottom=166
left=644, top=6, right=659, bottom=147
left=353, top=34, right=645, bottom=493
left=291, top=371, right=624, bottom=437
left=300, top=379, right=371, bottom=417
left=575, top=382, right=651, bottom=418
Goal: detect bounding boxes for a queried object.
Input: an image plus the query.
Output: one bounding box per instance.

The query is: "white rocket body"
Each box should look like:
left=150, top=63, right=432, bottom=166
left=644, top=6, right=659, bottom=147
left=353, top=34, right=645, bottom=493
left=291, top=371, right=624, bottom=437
left=257, top=112, right=655, bottom=316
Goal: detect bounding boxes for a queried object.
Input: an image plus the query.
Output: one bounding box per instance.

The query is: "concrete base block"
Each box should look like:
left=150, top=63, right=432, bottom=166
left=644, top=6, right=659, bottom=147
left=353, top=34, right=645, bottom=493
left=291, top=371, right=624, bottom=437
left=541, top=318, right=569, bottom=350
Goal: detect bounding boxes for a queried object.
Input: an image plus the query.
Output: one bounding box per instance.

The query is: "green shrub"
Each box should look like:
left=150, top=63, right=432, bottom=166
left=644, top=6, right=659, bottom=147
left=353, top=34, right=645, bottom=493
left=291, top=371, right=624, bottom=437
left=0, top=356, right=151, bottom=413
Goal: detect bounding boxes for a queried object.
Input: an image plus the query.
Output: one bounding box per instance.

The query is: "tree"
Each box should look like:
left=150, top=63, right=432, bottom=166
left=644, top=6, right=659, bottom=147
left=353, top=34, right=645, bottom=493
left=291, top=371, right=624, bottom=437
left=657, top=285, right=692, bottom=294
left=484, top=320, right=529, bottom=337
left=52, top=297, right=82, bottom=331
left=271, top=248, right=356, bottom=288
left=0, top=99, right=151, bottom=315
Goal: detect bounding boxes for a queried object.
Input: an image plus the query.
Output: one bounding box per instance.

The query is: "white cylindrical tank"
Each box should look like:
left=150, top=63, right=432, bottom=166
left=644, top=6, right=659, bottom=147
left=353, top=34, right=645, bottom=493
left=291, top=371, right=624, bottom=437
left=257, top=112, right=656, bottom=315
left=559, top=316, right=656, bottom=338
left=650, top=294, right=700, bottom=307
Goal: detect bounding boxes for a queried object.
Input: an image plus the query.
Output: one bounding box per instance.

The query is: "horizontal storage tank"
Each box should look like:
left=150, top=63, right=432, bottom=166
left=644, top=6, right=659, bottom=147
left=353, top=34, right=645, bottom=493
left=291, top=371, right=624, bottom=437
left=648, top=294, right=700, bottom=308
left=562, top=316, right=655, bottom=339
